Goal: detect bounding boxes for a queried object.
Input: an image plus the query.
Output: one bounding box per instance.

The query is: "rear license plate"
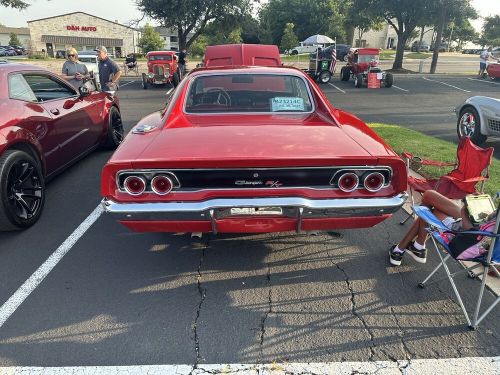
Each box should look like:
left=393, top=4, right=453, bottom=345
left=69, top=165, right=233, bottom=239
left=230, top=207, right=283, bottom=216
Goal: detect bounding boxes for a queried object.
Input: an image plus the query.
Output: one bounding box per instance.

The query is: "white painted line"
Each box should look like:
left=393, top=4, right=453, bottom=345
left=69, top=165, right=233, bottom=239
left=166, top=88, right=174, bottom=95
left=0, top=357, right=499, bottom=374
left=119, top=80, right=138, bottom=87
left=327, top=82, right=346, bottom=93
left=0, top=204, right=103, bottom=329
left=422, top=76, right=471, bottom=92
left=392, top=85, right=409, bottom=92
left=468, top=77, right=500, bottom=85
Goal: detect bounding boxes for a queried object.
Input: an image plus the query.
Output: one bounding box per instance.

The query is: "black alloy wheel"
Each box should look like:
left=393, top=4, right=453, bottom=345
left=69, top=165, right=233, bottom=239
left=141, top=73, right=148, bottom=89
left=340, top=67, right=350, bottom=81
left=172, top=72, right=180, bottom=87
left=101, top=106, right=124, bottom=150
left=0, top=150, right=45, bottom=231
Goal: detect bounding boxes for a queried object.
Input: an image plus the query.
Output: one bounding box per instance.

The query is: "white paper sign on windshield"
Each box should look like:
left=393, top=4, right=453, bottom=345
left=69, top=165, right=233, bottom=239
left=270, top=97, right=305, bottom=112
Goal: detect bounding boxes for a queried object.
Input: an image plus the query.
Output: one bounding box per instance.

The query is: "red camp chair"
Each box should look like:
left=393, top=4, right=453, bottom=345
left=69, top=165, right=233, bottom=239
left=401, top=137, right=494, bottom=224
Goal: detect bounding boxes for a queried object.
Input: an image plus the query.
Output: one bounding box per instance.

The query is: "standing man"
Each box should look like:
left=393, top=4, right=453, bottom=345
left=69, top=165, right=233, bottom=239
left=478, top=47, right=493, bottom=78
left=95, top=46, right=121, bottom=91
left=178, top=48, right=187, bottom=79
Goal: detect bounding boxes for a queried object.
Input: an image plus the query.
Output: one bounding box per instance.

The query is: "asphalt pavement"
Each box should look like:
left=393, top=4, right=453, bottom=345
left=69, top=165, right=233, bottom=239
left=0, top=76, right=499, bottom=372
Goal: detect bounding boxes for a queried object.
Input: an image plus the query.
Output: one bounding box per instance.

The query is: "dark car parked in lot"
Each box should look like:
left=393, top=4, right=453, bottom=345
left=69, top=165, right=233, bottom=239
left=0, top=62, right=124, bottom=231
left=0, top=46, right=17, bottom=56
left=321, top=44, right=351, bottom=61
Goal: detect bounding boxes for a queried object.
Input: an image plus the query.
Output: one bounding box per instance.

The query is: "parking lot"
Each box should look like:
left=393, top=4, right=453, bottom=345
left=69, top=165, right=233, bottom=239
left=0, top=74, right=499, bottom=372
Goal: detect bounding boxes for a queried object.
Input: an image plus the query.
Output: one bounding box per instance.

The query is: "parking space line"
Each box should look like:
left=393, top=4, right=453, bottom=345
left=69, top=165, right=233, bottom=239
left=422, top=77, right=471, bottom=92
left=467, top=77, right=500, bottom=86
left=327, top=83, right=346, bottom=93
left=120, top=80, right=138, bottom=87
left=0, top=204, right=103, bottom=329
left=1, top=357, right=499, bottom=374
left=392, top=85, right=409, bottom=92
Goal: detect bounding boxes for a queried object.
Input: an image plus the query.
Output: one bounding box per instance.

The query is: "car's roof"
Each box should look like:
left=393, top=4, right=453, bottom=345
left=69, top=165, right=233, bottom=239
left=0, top=63, right=48, bottom=73
left=147, top=50, right=176, bottom=56
left=189, top=65, right=307, bottom=77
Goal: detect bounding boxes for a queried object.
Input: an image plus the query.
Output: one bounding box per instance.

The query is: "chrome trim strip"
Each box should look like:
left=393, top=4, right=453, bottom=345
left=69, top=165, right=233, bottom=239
left=116, top=166, right=394, bottom=194
left=102, top=193, right=408, bottom=221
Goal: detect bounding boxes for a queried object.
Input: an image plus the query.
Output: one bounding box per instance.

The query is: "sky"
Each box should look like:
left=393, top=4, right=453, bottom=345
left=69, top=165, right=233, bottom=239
left=0, top=0, right=499, bottom=31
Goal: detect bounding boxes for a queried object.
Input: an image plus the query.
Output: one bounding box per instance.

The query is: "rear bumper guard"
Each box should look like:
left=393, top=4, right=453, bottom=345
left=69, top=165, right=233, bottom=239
left=102, top=193, right=407, bottom=234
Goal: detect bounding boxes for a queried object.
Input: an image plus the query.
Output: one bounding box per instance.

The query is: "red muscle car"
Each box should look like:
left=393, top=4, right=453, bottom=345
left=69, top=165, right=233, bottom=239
left=101, top=47, right=407, bottom=234
left=0, top=62, right=123, bottom=231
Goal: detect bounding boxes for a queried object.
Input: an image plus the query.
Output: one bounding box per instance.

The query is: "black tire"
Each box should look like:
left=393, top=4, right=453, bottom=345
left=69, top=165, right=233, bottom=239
left=0, top=150, right=45, bottom=231
left=354, top=73, right=364, bottom=88
left=340, top=66, right=350, bottom=81
left=318, top=70, right=332, bottom=84
left=457, top=106, right=487, bottom=145
left=290, top=50, right=298, bottom=55
left=141, top=73, right=148, bottom=89
left=100, top=106, right=124, bottom=150
left=384, top=73, right=393, bottom=88
left=172, top=72, right=180, bottom=87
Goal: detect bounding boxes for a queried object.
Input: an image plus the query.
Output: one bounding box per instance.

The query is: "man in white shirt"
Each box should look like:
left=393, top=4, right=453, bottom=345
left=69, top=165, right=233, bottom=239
left=478, top=47, right=493, bottom=78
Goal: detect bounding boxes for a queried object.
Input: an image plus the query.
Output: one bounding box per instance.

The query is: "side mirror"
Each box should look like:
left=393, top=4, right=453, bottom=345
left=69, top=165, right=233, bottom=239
left=79, top=84, right=91, bottom=97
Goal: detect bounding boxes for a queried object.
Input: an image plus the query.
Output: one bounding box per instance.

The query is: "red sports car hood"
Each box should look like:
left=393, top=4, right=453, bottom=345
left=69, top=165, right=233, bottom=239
left=131, top=124, right=381, bottom=168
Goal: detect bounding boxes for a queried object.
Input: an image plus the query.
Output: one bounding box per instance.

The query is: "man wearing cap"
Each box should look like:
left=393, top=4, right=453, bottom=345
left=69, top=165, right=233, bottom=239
left=95, top=46, right=121, bottom=91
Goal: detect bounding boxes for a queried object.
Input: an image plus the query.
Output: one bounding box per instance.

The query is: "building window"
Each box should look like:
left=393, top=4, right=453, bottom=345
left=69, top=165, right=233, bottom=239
left=170, top=36, right=178, bottom=42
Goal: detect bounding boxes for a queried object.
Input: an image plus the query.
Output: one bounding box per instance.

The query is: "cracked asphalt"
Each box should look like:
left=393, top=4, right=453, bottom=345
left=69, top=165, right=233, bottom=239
left=0, top=76, right=498, bottom=368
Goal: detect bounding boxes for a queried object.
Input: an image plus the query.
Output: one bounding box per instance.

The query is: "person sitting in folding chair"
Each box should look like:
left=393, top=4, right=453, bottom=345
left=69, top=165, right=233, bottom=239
left=390, top=190, right=476, bottom=266
left=124, top=53, right=138, bottom=75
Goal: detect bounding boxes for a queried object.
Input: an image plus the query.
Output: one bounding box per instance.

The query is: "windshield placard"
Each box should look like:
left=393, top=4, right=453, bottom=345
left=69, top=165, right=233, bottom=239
left=271, top=97, right=304, bottom=112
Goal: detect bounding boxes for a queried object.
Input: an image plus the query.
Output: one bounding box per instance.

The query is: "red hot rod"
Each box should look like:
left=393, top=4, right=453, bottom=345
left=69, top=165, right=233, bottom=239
left=340, top=48, right=393, bottom=88
left=142, top=50, right=180, bottom=89
left=101, top=44, right=407, bottom=234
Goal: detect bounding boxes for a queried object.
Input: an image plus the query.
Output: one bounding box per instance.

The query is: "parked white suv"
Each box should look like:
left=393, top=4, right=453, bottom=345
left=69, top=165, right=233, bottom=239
left=287, top=43, right=322, bottom=55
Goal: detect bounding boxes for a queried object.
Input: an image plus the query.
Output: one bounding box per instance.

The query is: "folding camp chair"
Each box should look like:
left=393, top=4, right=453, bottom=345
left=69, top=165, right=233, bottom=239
left=401, top=137, right=494, bottom=224
left=414, top=199, right=500, bottom=329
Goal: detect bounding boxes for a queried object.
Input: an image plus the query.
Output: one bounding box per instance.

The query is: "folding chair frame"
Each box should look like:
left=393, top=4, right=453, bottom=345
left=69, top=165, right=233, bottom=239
left=415, top=203, right=500, bottom=329
left=400, top=141, right=490, bottom=225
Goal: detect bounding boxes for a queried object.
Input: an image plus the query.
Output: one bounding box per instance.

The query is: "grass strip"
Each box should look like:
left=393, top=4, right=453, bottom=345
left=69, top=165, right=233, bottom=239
left=368, top=123, right=499, bottom=197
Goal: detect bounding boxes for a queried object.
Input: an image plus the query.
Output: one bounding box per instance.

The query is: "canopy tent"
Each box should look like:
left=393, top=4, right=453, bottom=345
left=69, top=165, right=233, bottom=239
left=302, top=34, right=335, bottom=45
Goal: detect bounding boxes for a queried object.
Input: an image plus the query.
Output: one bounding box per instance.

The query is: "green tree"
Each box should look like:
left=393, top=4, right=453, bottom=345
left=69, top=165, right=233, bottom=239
left=188, top=35, right=208, bottom=57
left=1, top=0, right=29, bottom=8
left=259, top=0, right=347, bottom=46
left=240, top=14, right=260, bottom=44
left=8, top=32, right=21, bottom=46
left=482, top=15, right=500, bottom=46
left=280, top=23, right=299, bottom=53
left=345, top=0, right=384, bottom=47
left=202, top=16, right=242, bottom=45
left=444, top=19, right=477, bottom=49
left=138, top=24, right=164, bottom=54
left=358, top=0, right=432, bottom=70
left=136, top=0, right=251, bottom=50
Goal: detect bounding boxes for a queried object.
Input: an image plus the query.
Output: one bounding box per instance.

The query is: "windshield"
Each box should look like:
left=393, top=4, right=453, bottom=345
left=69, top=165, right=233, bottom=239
left=148, top=54, right=172, bottom=61
left=358, top=54, right=379, bottom=63
left=185, top=73, right=313, bottom=114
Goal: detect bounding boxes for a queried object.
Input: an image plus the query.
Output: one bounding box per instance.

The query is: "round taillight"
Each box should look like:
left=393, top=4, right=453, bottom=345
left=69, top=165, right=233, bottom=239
left=123, top=176, right=146, bottom=195
left=151, top=175, right=173, bottom=195
left=337, top=172, right=359, bottom=192
left=364, top=172, right=385, bottom=192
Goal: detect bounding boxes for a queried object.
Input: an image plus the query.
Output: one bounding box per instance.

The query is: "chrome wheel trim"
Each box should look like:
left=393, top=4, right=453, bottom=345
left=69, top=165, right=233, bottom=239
left=459, top=112, right=476, bottom=137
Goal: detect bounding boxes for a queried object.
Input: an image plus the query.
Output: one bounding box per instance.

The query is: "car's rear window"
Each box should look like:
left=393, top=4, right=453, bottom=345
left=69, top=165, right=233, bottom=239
left=185, top=73, right=313, bottom=113
left=148, top=54, right=173, bottom=61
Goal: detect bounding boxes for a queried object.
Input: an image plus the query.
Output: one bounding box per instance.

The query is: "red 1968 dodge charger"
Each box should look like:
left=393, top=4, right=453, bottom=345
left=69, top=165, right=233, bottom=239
left=101, top=45, right=407, bottom=234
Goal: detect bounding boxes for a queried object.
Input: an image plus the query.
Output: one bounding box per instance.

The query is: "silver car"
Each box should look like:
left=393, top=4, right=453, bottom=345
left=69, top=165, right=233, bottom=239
left=455, top=96, right=500, bottom=144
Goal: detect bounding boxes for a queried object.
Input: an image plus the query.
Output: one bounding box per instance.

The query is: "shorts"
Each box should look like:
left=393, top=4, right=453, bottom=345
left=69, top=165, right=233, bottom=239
left=480, top=62, right=486, bottom=70
left=442, top=216, right=462, bottom=231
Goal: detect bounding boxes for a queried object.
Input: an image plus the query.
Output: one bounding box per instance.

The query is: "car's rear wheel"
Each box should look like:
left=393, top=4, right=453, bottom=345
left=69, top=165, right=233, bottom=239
left=0, top=150, right=45, bottom=231
left=384, top=73, right=393, bottom=87
left=318, top=70, right=331, bottom=84
left=457, top=106, right=487, bottom=145
left=141, top=73, right=148, bottom=89
left=354, top=73, right=364, bottom=88
left=100, top=106, right=124, bottom=150
left=340, top=67, right=350, bottom=81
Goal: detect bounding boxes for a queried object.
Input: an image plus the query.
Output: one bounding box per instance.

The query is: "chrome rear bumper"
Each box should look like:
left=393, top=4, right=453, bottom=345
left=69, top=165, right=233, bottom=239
left=102, top=193, right=407, bottom=232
